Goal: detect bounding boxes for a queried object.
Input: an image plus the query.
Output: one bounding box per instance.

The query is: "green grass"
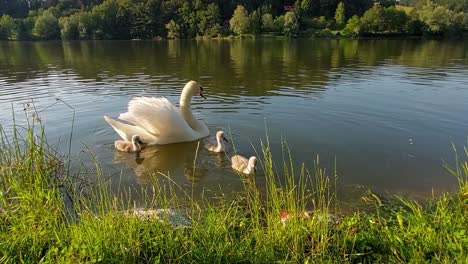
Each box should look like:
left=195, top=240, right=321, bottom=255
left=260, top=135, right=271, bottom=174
left=0, top=122, right=467, bottom=263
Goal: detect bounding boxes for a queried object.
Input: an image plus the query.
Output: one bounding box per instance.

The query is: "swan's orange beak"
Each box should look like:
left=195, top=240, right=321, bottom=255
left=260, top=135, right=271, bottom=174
left=199, top=87, right=206, bottom=99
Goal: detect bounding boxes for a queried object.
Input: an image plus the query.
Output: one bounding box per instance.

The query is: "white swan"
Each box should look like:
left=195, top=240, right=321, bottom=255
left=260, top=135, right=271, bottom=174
left=104, top=81, right=209, bottom=145
left=231, top=155, right=257, bottom=175
left=204, top=130, right=228, bottom=153
left=114, top=135, right=143, bottom=153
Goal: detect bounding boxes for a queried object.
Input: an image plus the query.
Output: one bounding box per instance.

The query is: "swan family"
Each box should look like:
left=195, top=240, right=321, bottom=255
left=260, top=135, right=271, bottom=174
left=105, top=80, right=257, bottom=176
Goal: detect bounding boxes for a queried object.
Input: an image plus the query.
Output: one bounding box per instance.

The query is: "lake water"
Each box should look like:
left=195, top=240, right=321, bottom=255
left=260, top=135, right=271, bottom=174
left=0, top=39, right=467, bottom=201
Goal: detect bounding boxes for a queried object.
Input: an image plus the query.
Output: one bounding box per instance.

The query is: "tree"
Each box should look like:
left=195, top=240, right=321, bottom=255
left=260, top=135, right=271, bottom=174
left=78, top=11, right=97, bottom=39
left=383, top=7, right=407, bottom=33
left=59, top=13, right=79, bottom=39
left=273, top=15, right=285, bottom=32
left=91, top=0, right=133, bottom=39
left=360, top=3, right=385, bottom=34
left=177, top=1, right=197, bottom=38
left=417, top=1, right=462, bottom=35
left=229, top=5, right=250, bottom=35
left=335, top=2, right=346, bottom=28
left=250, top=9, right=262, bottom=34
left=341, top=15, right=361, bottom=37
left=33, top=10, right=60, bottom=39
left=0, top=15, right=15, bottom=40
left=198, top=3, right=222, bottom=38
left=261, top=13, right=274, bottom=32
left=14, top=16, right=35, bottom=40
left=283, top=11, right=299, bottom=36
left=165, top=19, right=180, bottom=39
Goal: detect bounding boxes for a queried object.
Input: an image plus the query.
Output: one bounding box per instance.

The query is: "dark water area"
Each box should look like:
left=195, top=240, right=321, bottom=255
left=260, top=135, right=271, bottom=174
left=0, top=39, right=467, bottom=202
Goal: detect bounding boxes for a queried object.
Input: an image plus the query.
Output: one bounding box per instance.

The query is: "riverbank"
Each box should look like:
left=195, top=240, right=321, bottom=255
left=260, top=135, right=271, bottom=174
left=0, top=124, right=467, bottom=263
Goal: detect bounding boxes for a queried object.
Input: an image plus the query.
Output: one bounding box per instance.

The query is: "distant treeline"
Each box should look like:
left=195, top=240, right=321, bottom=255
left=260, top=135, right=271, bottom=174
left=0, top=0, right=467, bottom=40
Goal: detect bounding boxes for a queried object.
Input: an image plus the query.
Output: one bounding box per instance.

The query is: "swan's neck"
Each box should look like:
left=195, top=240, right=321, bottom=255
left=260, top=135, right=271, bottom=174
left=132, top=141, right=141, bottom=152
left=246, top=159, right=256, bottom=174
left=179, top=90, right=209, bottom=136
left=215, top=136, right=224, bottom=152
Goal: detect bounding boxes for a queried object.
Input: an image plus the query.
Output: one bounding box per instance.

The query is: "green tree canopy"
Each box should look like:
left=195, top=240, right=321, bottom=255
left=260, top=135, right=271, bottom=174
left=341, top=14, right=361, bottom=37
left=33, top=10, right=60, bottom=39
left=335, top=2, right=346, bottom=28
left=166, top=19, right=181, bottom=39
left=283, top=11, right=299, bottom=36
left=0, top=15, right=16, bottom=40
left=229, top=5, right=250, bottom=35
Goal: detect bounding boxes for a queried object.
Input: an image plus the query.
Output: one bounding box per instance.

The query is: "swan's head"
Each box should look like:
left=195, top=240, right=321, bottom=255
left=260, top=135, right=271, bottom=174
left=248, top=156, right=257, bottom=173
left=185, top=80, right=206, bottom=99
left=216, top=131, right=228, bottom=143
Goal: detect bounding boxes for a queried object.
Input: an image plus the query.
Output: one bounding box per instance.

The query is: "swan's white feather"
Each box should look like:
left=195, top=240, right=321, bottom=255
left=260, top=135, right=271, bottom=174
left=104, top=81, right=208, bottom=145
left=104, top=115, right=160, bottom=145
left=118, top=97, right=198, bottom=144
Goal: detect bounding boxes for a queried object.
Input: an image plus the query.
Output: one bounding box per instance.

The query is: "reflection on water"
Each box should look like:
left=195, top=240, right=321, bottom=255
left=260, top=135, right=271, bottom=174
left=0, top=39, right=467, bottom=200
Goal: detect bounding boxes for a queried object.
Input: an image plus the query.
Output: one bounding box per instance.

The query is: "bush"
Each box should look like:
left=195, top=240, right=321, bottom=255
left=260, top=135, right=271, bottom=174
left=229, top=5, right=250, bottom=35
left=78, top=11, right=97, bottom=39
left=261, top=13, right=274, bottom=32
left=14, top=16, right=34, bottom=40
left=166, top=19, right=180, bottom=39
left=341, top=15, right=361, bottom=37
left=0, top=15, right=15, bottom=40
left=59, top=13, right=79, bottom=40
left=33, top=10, right=60, bottom=39
left=335, top=2, right=346, bottom=28
left=273, top=15, right=285, bottom=33
left=284, top=11, right=299, bottom=36
left=250, top=10, right=262, bottom=35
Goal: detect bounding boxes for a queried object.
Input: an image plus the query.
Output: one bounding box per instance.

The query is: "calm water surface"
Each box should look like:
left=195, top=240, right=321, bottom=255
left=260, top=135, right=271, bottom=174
left=0, top=39, right=467, bottom=200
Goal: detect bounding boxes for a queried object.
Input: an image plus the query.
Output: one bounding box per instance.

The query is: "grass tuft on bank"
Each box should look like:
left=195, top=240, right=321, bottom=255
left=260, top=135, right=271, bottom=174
left=0, top=123, right=467, bottom=263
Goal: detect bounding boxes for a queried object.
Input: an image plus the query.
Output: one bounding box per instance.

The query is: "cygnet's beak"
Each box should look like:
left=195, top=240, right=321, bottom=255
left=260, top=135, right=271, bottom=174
left=222, top=136, right=229, bottom=143
left=199, top=87, right=207, bottom=99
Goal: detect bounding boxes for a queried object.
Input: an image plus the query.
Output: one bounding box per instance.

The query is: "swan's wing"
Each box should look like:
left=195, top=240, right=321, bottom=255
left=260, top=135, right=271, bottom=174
left=104, top=116, right=159, bottom=145
left=119, top=97, right=196, bottom=139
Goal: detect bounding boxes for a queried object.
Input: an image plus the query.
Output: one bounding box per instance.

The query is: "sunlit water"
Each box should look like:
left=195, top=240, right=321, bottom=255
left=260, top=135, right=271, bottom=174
left=0, top=39, right=467, bottom=202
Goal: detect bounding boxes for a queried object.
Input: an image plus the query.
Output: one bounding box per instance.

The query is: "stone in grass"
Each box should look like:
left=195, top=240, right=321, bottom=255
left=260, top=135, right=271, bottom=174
left=125, top=208, right=191, bottom=228
left=280, top=210, right=341, bottom=226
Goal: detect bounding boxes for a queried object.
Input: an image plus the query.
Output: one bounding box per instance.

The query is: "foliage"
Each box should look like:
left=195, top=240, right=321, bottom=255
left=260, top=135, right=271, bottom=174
left=284, top=11, right=299, bottom=36
left=59, top=13, right=79, bottom=40
left=335, top=2, right=346, bottom=28
left=341, top=15, right=361, bottom=37
left=360, top=3, right=408, bottom=34
left=198, top=3, right=222, bottom=38
left=230, top=5, right=250, bottom=35
left=0, top=0, right=467, bottom=40
left=273, top=15, right=285, bottom=33
left=417, top=0, right=465, bottom=36
left=78, top=11, right=97, bottom=39
left=0, top=15, right=16, bottom=40
left=33, top=10, right=60, bottom=39
left=261, top=13, right=274, bottom=32
left=250, top=9, right=262, bottom=35
left=91, top=0, right=133, bottom=39
left=165, top=19, right=181, bottom=39
left=0, top=122, right=467, bottom=262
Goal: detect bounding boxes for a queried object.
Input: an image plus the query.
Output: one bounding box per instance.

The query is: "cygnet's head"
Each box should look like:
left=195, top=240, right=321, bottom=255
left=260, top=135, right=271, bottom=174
left=186, top=80, right=206, bottom=99
left=132, top=135, right=143, bottom=144
left=216, top=131, right=229, bottom=142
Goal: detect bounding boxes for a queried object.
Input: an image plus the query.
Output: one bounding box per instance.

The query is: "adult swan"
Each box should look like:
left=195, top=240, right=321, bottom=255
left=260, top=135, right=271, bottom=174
left=104, top=81, right=209, bottom=145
